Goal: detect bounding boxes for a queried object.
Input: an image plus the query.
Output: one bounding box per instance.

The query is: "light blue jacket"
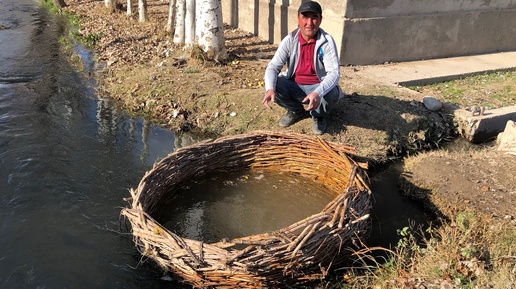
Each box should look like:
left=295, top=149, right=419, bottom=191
left=264, top=27, right=342, bottom=98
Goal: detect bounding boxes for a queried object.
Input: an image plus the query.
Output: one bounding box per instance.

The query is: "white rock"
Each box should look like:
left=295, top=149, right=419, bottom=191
left=497, top=120, right=516, bottom=155
left=254, top=174, right=264, bottom=180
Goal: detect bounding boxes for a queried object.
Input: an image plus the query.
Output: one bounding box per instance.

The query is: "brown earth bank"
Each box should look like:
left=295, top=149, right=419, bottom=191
left=60, top=0, right=458, bottom=163
left=59, top=0, right=516, bottom=230
left=401, top=143, right=516, bottom=222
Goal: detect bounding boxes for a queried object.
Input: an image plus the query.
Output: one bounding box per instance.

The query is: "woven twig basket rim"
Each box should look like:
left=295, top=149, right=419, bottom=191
left=121, top=130, right=371, bottom=288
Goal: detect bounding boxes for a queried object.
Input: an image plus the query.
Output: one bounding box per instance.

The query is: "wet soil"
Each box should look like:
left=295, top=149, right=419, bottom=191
left=60, top=0, right=516, bottom=225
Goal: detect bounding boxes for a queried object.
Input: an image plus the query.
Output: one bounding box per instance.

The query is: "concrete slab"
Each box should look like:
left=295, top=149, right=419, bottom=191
left=354, top=51, right=516, bottom=86
left=455, top=106, right=516, bottom=144
left=352, top=53, right=516, bottom=144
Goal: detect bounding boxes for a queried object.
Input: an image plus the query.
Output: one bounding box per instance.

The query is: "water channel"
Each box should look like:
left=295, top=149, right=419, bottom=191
left=0, top=0, right=431, bottom=287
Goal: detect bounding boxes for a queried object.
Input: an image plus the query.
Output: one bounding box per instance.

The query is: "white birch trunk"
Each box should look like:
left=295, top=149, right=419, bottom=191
left=173, top=0, right=186, bottom=44
left=138, top=0, right=148, bottom=22
left=195, top=0, right=203, bottom=41
left=184, top=0, right=196, bottom=45
left=104, top=0, right=116, bottom=12
left=127, top=0, right=133, bottom=15
left=197, top=0, right=227, bottom=61
left=166, top=0, right=176, bottom=32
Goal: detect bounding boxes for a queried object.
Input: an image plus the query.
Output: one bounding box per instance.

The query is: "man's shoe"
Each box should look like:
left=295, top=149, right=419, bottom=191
left=279, top=111, right=306, bottom=127
left=312, top=117, right=327, bottom=135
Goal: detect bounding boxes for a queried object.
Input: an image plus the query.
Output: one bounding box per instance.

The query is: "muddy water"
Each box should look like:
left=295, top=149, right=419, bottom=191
left=0, top=0, right=432, bottom=288
left=156, top=164, right=432, bottom=248
left=367, top=162, right=432, bottom=249
left=156, top=171, right=336, bottom=243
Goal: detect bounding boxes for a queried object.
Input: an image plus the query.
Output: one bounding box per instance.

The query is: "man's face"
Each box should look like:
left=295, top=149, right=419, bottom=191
left=298, top=12, right=322, bottom=41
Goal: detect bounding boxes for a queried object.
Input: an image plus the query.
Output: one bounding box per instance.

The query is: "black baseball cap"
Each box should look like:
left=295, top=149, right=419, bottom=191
left=298, top=1, right=322, bottom=15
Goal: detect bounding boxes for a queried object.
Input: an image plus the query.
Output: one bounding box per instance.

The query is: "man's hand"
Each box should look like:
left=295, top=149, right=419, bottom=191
left=302, top=92, right=321, bottom=111
left=262, top=89, right=276, bottom=109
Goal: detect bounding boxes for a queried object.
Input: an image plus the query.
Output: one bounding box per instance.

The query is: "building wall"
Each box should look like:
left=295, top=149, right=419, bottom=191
left=220, top=0, right=516, bottom=65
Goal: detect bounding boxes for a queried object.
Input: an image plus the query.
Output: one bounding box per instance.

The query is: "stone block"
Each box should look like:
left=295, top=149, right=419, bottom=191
left=497, top=120, right=516, bottom=156
left=454, top=105, right=516, bottom=144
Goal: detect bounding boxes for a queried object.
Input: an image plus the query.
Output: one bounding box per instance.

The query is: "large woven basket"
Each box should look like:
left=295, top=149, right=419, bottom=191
left=121, top=130, right=371, bottom=288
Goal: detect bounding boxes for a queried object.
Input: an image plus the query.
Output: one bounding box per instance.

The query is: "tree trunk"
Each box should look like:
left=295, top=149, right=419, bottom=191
left=52, top=0, right=67, bottom=8
left=184, top=0, right=195, bottom=45
left=195, top=0, right=203, bottom=41
left=127, top=0, right=133, bottom=15
left=173, top=0, right=186, bottom=44
left=229, top=0, right=237, bottom=27
left=138, top=0, right=148, bottom=22
left=104, top=0, right=116, bottom=12
left=166, top=0, right=176, bottom=32
left=197, top=0, right=227, bottom=61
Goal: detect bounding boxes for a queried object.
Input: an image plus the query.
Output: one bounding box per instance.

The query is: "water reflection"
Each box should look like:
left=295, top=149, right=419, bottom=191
left=0, top=0, right=189, bottom=287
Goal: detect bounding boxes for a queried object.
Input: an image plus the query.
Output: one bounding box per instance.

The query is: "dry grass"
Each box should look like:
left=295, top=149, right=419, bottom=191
left=389, top=213, right=515, bottom=288
left=337, top=213, right=516, bottom=289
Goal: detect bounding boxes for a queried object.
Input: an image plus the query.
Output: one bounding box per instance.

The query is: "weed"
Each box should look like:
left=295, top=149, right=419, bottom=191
left=183, top=67, right=200, bottom=74
left=358, top=213, right=516, bottom=288
left=190, top=45, right=205, bottom=62
left=42, top=0, right=60, bottom=13
left=83, top=32, right=102, bottom=47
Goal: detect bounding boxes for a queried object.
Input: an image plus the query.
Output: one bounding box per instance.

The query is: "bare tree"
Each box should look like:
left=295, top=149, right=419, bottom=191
left=168, top=0, right=227, bottom=61
left=127, top=0, right=133, bottom=15
left=195, top=0, right=203, bottom=41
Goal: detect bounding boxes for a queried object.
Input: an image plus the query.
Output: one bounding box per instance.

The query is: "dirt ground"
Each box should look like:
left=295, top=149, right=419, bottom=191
left=401, top=143, right=516, bottom=222
left=61, top=0, right=515, bottom=223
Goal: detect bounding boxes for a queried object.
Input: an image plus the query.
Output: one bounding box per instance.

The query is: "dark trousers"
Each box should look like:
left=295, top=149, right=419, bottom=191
left=274, top=76, right=341, bottom=118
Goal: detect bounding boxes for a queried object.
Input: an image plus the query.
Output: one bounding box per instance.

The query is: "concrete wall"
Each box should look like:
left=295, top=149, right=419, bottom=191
left=221, top=0, right=516, bottom=65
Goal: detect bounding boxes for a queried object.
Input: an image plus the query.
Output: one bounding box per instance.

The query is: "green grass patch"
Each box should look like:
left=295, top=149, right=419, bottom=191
left=42, top=0, right=60, bottom=13
left=408, top=71, right=516, bottom=108
left=183, top=67, right=201, bottom=74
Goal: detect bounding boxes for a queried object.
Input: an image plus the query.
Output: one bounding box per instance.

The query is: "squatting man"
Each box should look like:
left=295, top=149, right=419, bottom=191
left=262, top=1, right=343, bottom=135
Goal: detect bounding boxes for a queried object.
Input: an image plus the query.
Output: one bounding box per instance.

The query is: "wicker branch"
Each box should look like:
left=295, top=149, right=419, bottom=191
left=121, top=130, right=372, bottom=288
